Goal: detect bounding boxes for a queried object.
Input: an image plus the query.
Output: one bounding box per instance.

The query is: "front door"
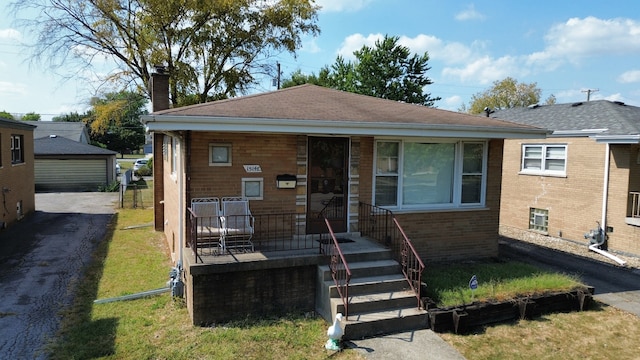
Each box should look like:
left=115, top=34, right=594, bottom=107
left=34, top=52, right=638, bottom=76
left=307, top=137, right=348, bottom=234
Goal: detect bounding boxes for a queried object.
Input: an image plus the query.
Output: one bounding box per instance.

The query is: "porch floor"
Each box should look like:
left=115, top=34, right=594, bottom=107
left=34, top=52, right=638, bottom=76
left=185, top=233, right=387, bottom=265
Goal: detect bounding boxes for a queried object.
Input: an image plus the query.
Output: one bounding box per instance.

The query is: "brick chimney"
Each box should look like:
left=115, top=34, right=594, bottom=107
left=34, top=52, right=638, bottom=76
left=150, top=65, right=170, bottom=112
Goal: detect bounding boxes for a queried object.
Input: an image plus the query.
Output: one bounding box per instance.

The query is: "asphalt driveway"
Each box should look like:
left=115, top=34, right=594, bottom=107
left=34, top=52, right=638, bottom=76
left=0, top=192, right=118, bottom=359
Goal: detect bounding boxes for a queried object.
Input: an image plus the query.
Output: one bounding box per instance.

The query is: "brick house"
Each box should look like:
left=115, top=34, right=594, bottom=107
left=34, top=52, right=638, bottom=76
left=0, top=117, right=35, bottom=229
left=141, top=73, right=547, bottom=329
left=493, top=100, right=640, bottom=259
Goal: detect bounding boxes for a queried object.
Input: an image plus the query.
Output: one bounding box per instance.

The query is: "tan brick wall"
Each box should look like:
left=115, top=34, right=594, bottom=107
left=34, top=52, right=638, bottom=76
left=500, top=137, right=628, bottom=250
left=0, top=126, right=35, bottom=228
left=604, top=145, right=640, bottom=255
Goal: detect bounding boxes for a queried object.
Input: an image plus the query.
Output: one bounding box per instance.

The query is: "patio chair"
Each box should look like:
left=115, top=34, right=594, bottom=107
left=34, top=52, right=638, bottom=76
left=221, top=196, right=255, bottom=253
left=191, top=197, right=224, bottom=251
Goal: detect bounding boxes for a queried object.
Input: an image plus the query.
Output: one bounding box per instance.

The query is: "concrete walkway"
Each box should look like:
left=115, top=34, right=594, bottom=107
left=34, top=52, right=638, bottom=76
left=346, top=329, right=466, bottom=360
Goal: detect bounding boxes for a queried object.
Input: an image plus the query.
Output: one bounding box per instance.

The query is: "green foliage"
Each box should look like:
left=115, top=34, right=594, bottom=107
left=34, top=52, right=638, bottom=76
left=21, top=112, right=41, bottom=121
left=85, top=91, right=147, bottom=154
left=98, top=181, right=121, bottom=192
left=52, top=112, right=86, bottom=122
left=0, top=110, right=14, bottom=120
left=297, top=35, right=441, bottom=106
left=465, top=77, right=549, bottom=114
left=135, top=166, right=152, bottom=177
left=14, top=0, right=321, bottom=106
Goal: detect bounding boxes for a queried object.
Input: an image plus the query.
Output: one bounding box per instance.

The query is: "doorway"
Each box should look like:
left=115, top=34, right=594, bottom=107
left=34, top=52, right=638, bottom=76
left=307, top=137, right=348, bottom=234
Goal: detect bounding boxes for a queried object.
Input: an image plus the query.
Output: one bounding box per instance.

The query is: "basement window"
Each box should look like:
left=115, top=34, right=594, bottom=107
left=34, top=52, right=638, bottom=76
left=529, top=208, right=549, bottom=233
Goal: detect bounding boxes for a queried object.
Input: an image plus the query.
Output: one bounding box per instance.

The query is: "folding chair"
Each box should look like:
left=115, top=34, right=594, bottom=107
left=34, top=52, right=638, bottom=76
left=190, top=197, right=224, bottom=253
left=221, top=196, right=254, bottom=253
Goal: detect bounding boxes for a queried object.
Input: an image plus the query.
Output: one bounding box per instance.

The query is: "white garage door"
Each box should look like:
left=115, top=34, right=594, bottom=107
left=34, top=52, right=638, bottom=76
left=35, top=159, right=107, bottom=191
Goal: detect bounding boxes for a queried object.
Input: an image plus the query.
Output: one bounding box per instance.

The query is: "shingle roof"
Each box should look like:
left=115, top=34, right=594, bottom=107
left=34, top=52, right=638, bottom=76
left=0, top=117, right=36, bottom=131
left=491, top=100, right=640, bottom=136
left=34, top=135, right=116, bottom=156
left=144, top=84, right=546, bottom=139
left=34, top=121, right=89, bottom=143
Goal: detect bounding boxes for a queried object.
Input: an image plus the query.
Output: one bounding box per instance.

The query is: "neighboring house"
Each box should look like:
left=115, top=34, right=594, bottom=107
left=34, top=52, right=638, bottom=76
left=34, top=135, right=117, bottom=192
left=0, top=117, right=36, bottom=228
left=493, top=100, right=640, bottom=258
left=33, top=121, right=90, bottom=144
left=142, top=72, right=547, bottom=328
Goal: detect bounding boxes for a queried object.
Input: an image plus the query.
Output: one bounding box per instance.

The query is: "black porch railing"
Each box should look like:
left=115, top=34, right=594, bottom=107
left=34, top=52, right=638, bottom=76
left=188, top=210, right=325, bottom=262
left=358, top=202, right=426, bottom=308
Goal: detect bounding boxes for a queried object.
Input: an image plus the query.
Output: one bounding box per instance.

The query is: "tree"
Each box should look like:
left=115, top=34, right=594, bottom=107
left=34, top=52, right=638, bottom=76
left=84, top=91, right=147, bottom=156
left=0, top=111, right=14, bottom=120
left=21, top=112, right=41, bottom=121
left=315, top=35, right=440, bottom=106
left=12, top=0, right=320, bottom=107
left=52, top=112, right=86, bottom=122
left=465, top=77, right=552, bottom=114
left=281, top=68, right=331, bottom=88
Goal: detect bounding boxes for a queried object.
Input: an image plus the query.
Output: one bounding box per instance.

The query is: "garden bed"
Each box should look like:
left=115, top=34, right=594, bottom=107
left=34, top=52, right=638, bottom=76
left=427, top=286, right=594, bottom=334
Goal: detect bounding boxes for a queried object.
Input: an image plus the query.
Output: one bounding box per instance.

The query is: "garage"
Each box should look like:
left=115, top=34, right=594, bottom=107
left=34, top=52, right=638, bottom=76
left=34, top=136, right=117, bottom=192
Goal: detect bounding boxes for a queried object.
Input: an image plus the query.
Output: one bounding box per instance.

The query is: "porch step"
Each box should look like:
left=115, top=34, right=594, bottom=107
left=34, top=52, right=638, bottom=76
left=320, top=259, right=402, bottom=281
left=317, top=255, right=427, bottom=340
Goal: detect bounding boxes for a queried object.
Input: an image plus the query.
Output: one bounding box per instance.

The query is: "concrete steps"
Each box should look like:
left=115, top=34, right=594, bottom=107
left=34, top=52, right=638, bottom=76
left=316, top=250, right=427, bottom=340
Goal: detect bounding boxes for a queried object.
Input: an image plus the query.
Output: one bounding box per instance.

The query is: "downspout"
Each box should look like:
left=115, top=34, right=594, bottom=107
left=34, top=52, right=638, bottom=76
left=589, top=143, right=626, bottom=266
left=601, top=143, right=610, bottom=237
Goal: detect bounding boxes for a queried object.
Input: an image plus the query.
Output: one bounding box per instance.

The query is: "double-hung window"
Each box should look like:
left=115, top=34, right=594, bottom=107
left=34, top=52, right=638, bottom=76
left=521, top=144, right=566, bottom=176
left=374, top=140, right=487, bottom=209
left=11, top=135, right=24, bottom=164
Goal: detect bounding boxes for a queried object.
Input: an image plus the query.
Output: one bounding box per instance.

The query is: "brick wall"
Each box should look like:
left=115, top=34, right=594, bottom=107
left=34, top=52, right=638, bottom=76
left=185, top=257, right=317, bottom=325
left=500, top=137, right=614, bottom=248
left=0, top=126, right=35, bottom=228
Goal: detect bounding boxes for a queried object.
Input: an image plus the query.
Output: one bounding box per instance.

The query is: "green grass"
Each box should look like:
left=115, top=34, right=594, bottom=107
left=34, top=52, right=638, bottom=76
left=48, top=185, right=639, bottom=359
left=48, top=202, right=362, bottom=360
left=424, top=261, right=584, bottom=307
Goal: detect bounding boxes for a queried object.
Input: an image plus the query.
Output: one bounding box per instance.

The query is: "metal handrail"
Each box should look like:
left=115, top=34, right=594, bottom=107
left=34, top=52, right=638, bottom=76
left=323, top=216, right=352, bottom=319
left=359, top=202, right=425, bottom=309
left=393, top=217, right=425, bottom=308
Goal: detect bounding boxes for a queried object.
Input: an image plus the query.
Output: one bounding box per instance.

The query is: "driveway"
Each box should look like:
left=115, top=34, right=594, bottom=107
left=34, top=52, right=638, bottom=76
left=499, top=237, right=640, bottom=317
left=0, top=192, right=118, bottom=359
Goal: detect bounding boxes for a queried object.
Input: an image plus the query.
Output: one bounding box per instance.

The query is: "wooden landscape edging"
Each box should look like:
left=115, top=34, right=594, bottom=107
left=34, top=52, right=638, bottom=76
left=427, top=286, right=595, bottom=334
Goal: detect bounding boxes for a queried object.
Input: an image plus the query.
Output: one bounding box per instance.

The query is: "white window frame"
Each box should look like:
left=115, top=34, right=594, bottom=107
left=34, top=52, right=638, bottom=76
left=520, top=144, right=567, bottom=176
left=373, top=139, right=487, bottom=210
left=171, top=137, right=178, bottom=175
left=11, top=134, right=23, bottom=164
left=242, top=178, right=263, bottom=200
left=209, top=143, right=232, bottom=166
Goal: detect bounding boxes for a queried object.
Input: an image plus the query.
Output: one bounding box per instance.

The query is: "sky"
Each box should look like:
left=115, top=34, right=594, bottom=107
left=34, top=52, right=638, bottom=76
left=1, top=0, right=640, bottom=120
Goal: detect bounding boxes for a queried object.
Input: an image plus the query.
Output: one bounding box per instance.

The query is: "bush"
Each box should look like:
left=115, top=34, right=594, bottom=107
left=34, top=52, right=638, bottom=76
left=135, top=166, right=152, bottom=177
left=98, top=181, right=120, bottom=192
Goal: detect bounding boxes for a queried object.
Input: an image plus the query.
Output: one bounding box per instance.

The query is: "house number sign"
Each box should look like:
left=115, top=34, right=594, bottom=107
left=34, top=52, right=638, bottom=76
left=243, top=165, right=262, bottom=173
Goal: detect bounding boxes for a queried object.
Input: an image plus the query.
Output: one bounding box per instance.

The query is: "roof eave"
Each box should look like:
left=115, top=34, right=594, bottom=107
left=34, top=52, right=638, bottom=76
left=594, top=134, right=640, bottom=144
left=141, top=115, right=549, bottom=139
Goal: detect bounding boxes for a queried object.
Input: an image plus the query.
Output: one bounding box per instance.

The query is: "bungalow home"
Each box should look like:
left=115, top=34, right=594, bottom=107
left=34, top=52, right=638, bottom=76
left=492, top=100, right=640, bottom=260
left=0, top=117, right=35, bottom=228
left=141, top=72, right=547, bottom=334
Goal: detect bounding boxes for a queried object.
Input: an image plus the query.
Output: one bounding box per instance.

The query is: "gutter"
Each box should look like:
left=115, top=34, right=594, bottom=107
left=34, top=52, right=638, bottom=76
left=141, top=115, right=549, bottom=139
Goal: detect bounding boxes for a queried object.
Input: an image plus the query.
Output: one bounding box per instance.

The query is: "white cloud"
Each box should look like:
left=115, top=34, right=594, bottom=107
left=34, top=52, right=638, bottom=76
left=455, top=4, right=485, bottom=21
left=443, top=95, right=463, bottom=110
left=301, top=38, right=321, bottom=54
left=442, top=55, right=526, bottom=84
left=336, top=33, right=383, bottom=58
left=0, top=81, right=28, bottom=97
left=543, top=17, right=640, bottom=60
left=618, top=70, right=640, bottom=83
left=0, top=28, right=21, bottom=41
left=315, top=0, right=374, bottom=12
